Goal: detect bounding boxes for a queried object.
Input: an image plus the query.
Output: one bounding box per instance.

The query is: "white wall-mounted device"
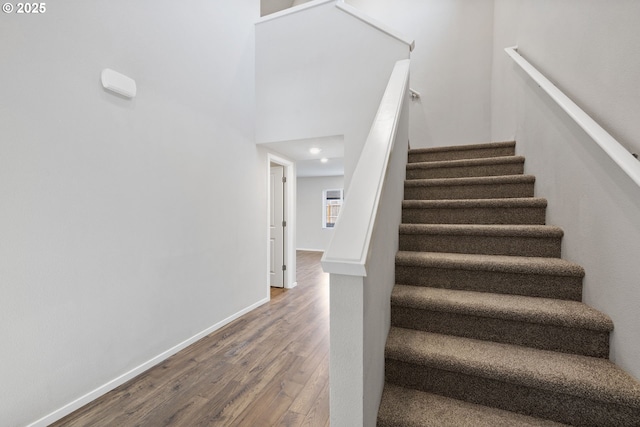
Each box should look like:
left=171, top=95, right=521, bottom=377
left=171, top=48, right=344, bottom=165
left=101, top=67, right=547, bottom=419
left=101, top=68, right=137, bottom=98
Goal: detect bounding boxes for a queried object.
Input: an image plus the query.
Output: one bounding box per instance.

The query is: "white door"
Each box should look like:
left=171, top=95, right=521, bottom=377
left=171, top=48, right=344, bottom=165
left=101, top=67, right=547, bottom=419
left=269, top=165, right=285, bottom=287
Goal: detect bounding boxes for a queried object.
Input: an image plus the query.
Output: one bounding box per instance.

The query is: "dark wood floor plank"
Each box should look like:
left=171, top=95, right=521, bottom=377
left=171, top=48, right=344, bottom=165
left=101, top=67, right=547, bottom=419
left=52, top=251, right=329, bottom=427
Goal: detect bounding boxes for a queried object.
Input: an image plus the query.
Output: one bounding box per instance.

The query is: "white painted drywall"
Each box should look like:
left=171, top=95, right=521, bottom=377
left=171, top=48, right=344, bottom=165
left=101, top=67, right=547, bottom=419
left=346, top=0, right=495, bottom=149
left=493, top=0, right=640, bottom=158
left=490, top=0, right=520, bottom=142
left=296, top=176, right=344, bottom=251
left=255, top=0, right=411, bottom=187
left=0, top=1, right=267, bottom=426
left=492, top=0, right=640, bottom=380
left=329, top=273, right=365, bottom=426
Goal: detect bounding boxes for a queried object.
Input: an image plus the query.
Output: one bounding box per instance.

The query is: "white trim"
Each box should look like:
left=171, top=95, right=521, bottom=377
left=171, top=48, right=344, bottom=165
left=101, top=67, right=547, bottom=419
left=267, top=153, right=297, bottom=290
left=297, top=248, right=325, bottom=252
left=505, top=46, right=640, bottom=188
left=256, top=0, right=335, bottom=24
left=27, top=296, right=269, bottom=427
left=321, top=59, right=410, bottom=276
left=335, top=1, right=415, bottom=52
left=256, top=0, right=415, bottom=52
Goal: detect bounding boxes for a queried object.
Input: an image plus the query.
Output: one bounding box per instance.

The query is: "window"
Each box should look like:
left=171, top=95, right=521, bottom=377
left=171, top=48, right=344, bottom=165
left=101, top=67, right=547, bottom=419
left=322, top=188, right=343, bottom=228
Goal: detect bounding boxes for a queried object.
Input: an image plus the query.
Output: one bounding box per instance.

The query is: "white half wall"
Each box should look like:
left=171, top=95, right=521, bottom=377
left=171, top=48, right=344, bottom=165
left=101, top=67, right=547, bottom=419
left=492, top=0, right=640, bottom=380
left=296, top=175, right=344, bottom=251
left=255, top=0, right=411, bottom=187
left=0, top=1, right=267, bottom=426
left=346, top=0, right=495, bottom=149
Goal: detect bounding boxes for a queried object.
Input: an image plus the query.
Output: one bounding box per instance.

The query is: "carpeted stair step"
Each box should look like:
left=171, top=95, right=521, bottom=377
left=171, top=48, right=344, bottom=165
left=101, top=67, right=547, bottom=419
left=377, top=383, right=570, bottom=427
left=402, top=197, right=547, bottom=225
left=395, top=251, right=584, bottom=301
left=399, top=224, right=563, bottom=257
left=404, top=175, right=535, bottom=200
left=390, top=285, right=612, bottom=357
left=384, top=328, right=640, bottom=426
left=406, top=155, right=525, bottom=179
left=409, top=141, right=516, bottom=163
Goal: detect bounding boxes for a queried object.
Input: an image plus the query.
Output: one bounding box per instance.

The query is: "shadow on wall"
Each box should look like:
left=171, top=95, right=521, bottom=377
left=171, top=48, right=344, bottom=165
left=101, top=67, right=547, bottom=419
left=261, top=0, right=314, bottom=17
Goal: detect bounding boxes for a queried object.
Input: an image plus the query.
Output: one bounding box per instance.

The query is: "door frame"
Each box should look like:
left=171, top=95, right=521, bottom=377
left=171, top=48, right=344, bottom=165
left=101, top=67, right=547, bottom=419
left=267, top=153, right=297, bottom=292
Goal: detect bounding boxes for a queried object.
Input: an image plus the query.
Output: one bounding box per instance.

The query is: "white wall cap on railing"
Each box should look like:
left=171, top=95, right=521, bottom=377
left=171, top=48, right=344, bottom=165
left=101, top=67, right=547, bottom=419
left=321, top=59, right=410, bottom=277
left=256, top=0, right=416, bottom=52
left=505, top=46, right=640, bottom=188
left=335, top=1, right=415, bottom=52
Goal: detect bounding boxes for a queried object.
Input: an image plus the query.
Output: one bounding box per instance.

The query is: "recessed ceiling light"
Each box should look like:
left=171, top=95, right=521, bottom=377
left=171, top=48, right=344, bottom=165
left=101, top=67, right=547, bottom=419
left=320, top=158, right=328, bottom=163
left=309, top=147, right=321, bottom=155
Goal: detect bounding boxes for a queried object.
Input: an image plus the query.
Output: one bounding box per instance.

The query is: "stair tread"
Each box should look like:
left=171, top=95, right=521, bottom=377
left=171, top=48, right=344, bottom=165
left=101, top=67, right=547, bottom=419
left=396, top=251, right=584, bottom=277
left=386, top=327, right=640, bottom=408
left=409, top=141, right=516, bottom=155
left=407, top=155, right=525, bottom=170
left=403, top=197, right=547, bottom=208
left=399, top=223, right=563, bottom=238
left=406, top=174, right=535, bottom=187
left=391, top=285, right=613, bottom=331
left=378, top=383, right=569, bottom=427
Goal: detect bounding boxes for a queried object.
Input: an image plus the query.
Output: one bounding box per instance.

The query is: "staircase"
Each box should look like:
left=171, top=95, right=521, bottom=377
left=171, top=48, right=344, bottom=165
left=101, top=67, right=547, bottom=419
left=377, top=141, right=640, bottom=426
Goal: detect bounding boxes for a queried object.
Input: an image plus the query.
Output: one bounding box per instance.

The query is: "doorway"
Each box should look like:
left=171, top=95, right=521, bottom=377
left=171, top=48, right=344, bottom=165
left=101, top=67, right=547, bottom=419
left=267, top=153, right=297, bottom=292
left=269, top=163, right=285, bottom=288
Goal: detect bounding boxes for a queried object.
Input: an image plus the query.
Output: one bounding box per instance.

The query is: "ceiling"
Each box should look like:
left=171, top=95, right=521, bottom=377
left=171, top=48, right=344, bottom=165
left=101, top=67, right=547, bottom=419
left=261, top=135, right=345, bottom=177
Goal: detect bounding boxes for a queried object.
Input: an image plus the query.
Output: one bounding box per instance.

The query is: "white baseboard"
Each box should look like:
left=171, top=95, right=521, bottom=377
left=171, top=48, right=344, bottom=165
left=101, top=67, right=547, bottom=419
left=296, top=247, right=325, bottom=252
left=27, top=296, right=270, bottom=427
left=286, top=281, right=298, bottom=289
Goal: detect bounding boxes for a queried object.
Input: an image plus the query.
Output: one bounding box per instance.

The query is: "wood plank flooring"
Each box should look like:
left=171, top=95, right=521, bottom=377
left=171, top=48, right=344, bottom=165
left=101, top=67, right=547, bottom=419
left=52, top=251, right=329, bottom=427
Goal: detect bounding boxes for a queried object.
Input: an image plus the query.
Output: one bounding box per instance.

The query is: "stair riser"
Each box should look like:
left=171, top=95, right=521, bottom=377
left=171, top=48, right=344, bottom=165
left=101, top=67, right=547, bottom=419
left=395, top=266, right=583, bottom=301
left=404, top=183, right=534, bottom=200
left=409, top=147, right=515, bottom=163
left=378, top=384, right=567, bottom=427
left=399, top=234, right=562, bottom=258
left=407, top=163, right=524, bottom=180
left=385, top=360, right=640, bottom=427
left=390, top=307, right=609, bottom=358
left=402, top=207, right=546, bottom=225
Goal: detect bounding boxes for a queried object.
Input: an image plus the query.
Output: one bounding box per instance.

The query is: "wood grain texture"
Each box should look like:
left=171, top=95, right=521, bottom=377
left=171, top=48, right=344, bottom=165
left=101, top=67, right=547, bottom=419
left=52, top=251, right=329, bottom=427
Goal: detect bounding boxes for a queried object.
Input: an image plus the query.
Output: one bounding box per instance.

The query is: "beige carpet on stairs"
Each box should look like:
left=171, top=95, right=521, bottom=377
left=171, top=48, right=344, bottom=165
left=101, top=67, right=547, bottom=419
left=378, top=141, right=640, bottom=427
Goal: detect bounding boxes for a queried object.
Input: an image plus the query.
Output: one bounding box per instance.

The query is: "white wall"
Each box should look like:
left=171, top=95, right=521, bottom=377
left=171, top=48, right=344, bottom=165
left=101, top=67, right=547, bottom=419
left=492, top=0, right=640, bottom=380
left=493, top=0, right=640, bottom=157
left=255, top=0, right=411, bottom=187
left=296, top=175, right=344, bottom=251
left=346, top=0, right=495, bottom=149
left=0, top=2, right=267, bottom=426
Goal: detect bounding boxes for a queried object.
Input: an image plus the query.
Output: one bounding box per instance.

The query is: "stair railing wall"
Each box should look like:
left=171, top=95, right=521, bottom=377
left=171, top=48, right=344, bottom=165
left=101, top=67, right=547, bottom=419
left=321, top=59, right=410, bottom=427
left=504, top=46, right=640, bottom=380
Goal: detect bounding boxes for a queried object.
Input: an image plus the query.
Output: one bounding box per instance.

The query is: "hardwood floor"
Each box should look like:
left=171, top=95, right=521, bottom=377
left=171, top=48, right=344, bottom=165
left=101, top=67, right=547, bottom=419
left=52, top=251, right=330, bottom=427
